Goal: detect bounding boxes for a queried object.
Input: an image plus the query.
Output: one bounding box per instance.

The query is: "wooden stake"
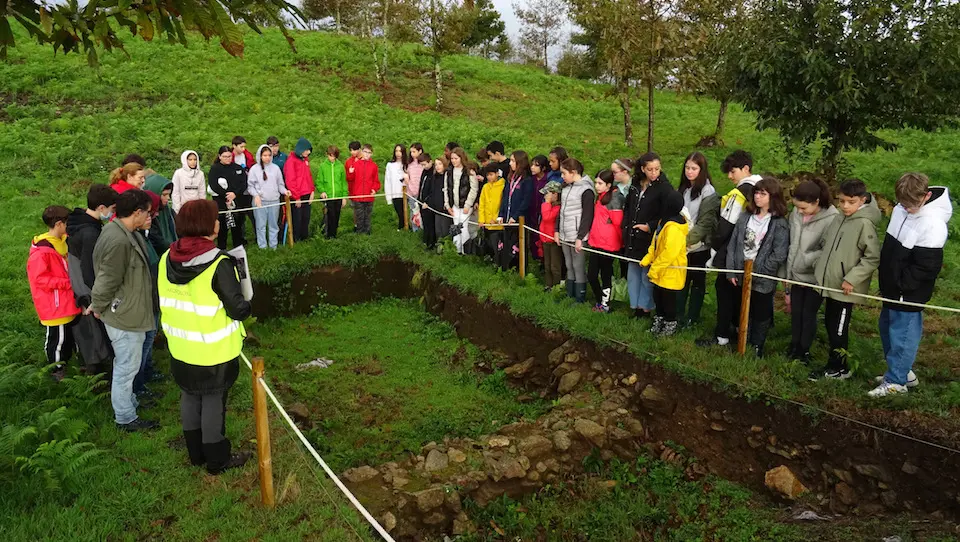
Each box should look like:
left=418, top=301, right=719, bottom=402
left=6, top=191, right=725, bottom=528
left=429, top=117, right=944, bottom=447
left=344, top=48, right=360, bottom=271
left=252, top=356, right=275, bottom=508
left=284, top=195, right=295, bottom=247
left=402, top=186, right=410, bottom=231
left=518, top=216, right=526, bottom=277
left=737, top=260, right=754, bottom=356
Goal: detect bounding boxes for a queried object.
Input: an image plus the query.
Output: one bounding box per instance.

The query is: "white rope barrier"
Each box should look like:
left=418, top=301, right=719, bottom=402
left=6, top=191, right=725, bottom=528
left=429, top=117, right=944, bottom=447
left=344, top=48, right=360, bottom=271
left=239, top=352, right=397, bottom=542
left=219, top=192, right=394, bottom=215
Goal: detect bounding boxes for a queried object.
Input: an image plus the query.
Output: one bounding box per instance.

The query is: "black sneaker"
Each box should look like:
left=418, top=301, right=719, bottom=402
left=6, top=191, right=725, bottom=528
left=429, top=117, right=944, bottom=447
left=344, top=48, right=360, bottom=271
left=824, top=367, right=853, bottom=380
left=807, top=368, right=824, bottom=382
left=696, top=337, right=728, bottom=348
left=784, top=345, right=797, bottom=359
left=118, top=418, right=160, bottom=433
left=209, top=452, right=251, bottom=475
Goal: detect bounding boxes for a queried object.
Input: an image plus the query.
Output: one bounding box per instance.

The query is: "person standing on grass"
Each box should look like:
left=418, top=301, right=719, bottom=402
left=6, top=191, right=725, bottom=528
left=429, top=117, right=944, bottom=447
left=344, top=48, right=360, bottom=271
left=209, top=146, right=248, bottom=249
left=89, top=189, right=159, bottom=433
left=345, top=141, right=362, bottom=232
left=172, top=150, right=205, bottom=214
left=420, top=155, right=449, bottom=249
left=547, top=146, right=567, bottom=183
left=870, top=173, right=952, bottom=397
left=724, top=177, right=790, bottom=358
left=611, top=157, right=636, bottom=280
left=283, top=138, right=315, bottom=242
left=248, top=145, right=289, bottom=249
left=527, top=155, right=551, bottom=261
left=159, top=199, right=251, bottom=474
left=622, top=152, right=673, bottom=319
left=350, top=144, right=381, bottom=235
left=443, top=147, right=479, bottom=254
left=134, top=193, right=163, bottom=400
left=385, top=144, right=409, bottom=231
left=444, top=142, right=460, bottom=162
left=641, top=191, right=689, bottom=337
left=478, top=162, right=506, bottom=260
left=317, top=145, right=348, bottom=239
left=110, top=162, right=146, bottom=194
left=587, top=169, right=625, bottom=313
left=497, top=150, right=534, bottom=271
left=556, top=158, right=595, bottom=303
left=486, top=141, right=510, bottom=180
left=539, top=181, right=563, bottom=291
left=698, top=150, right=762, bottom=348
left=144, top=173, right=179, bottom=252
left=807, top=179, right=879, bottom=380
left=122, top=153, right=147, bottom=168
left=783, top=178, right=840, bottom=365
left=266, top=136, right=287, bottom=173
left=678, top=152, right=719, bottom=328
left=231, top=136, right=254, bottom=173
left=28, top=205, right=81, bottom=381
left=407, top=143, right=424, bottom=232
left=476, top=148, right=491, bottom=169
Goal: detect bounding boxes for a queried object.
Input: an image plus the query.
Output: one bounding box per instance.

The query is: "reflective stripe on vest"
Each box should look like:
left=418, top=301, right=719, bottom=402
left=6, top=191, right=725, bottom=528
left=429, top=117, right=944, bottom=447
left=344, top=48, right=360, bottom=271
left=158, top=252, right=244, bottom=366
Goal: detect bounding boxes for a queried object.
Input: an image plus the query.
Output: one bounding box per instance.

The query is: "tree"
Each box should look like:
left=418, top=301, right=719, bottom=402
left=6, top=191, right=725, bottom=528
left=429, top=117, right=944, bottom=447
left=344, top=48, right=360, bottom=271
left=462, top=0, right=509, bottom=58
left=513, top=0, right=566, bottom=73
left=0, top=0, right=303, bottom=66
left=420, top=0, right=468, bottom=110
left=555, top=44, right=598, bottom=79
left=735, top=0, right=960, bottom=180
left=302, top=0, right=359, bottom=32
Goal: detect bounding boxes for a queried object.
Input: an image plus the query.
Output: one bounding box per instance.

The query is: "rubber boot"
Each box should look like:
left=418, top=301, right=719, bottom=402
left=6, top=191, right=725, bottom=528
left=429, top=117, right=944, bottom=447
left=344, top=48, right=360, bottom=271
left=660, top=320, right=679, bottom=337
left=575, top=283, right=587, bottom=304
left=687, top=285, right=706, bottom=325
left=183, top=429, right=206, bottom=466
left=651, top=316, right=664, bottom=335
left=566, top=280, right=576, bottom=300
left=748, top=319, right=772, bottom=358
left=204, top=438, right=250, bottom=475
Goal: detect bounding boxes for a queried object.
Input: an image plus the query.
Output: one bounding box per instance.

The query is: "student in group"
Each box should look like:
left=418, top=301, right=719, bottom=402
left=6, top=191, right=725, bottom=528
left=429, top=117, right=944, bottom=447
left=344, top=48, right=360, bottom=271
left=641, top=191, right=689, bottom=336
left=678, top=152, right=719, bottom=328
left=134, top=193, right=162, bottom=398
left=407, top=143, right=424, bottom=232
left=724, top=177, right=790, bottom=358
left=547, top=146, right=567, bottom=183
left=317, top=145, right=348, bottom=239
left=267, top=136, right=287, bottom=172
left=783, top=178, right=840, bottom=364
left=622, top=152, right=673, bottom=319
left=444, top=142, right=460, bottom=162
left=209, top=146, right=248, bottom=249
left=539, top=181, right=563, bottom=291
left=527, top=155, right=551, bottom=260
left=231, top=136, right=254, bottom=173
left=110, top=162, right=146, bottom=194
left=144, top=173, right=179, bottom=254
left=476, top=148, right=491, bottom=169
left=89, top=189, right=159, bottom=432
left=172, top=150, right=205, bottom=214
left=699, top=150, right=763, bottom=347
left=478, top=163, right=505, bottom=260
left=345, top=141, right=362, bottom=232
left=611, top=158, right=634, bottom=198
left=486, top=141, right=510, bottom=180
left=556, top=158, right=595, bottom=303
left=66, top=184, right=117, bottom=375
left=443, top=147, right=479, bottom=254
left=385, top=144, right=409, bottom=231
left=420, top=155, right=448, bottom=249
left=587, top=169, right=625, bottom=313
left=807, top=179, right=879, bottom=380
left=350, top=144, right=381, bottom=235
left=28, top=206, right=81, bottom=381
left=871, top=173, right=951, bottom=397
left=497, top=151, right=534, bottom=270
left=122, top=154, right=147, bottom=168
left=248, top=144, right=289, bottom=249
left=283, top=138, right=315, bottom=242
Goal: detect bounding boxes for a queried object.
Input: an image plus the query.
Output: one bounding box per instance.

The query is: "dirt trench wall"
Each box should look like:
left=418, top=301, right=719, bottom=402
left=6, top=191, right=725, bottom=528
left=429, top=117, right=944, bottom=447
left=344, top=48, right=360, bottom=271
left=252, top=259, right=960, bottom=520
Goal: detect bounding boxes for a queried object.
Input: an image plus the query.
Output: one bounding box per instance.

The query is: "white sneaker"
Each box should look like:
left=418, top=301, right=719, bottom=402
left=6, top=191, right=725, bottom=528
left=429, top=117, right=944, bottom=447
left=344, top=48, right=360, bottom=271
left=873, top=370, right=919, bottom=388
left=868, top=381, right=909, bottom=397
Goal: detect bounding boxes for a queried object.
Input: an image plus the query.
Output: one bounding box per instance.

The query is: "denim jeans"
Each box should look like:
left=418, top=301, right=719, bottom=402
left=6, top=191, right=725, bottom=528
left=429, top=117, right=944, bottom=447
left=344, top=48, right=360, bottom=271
left=627, top=262, right=655, bottom=311
left=105, top=324, right=145, bottom=425
left=133, top=328, right=156, bottom=394
left=253, top=201, right=280, bottom=249
left=880, top=308, right=924, bottom=386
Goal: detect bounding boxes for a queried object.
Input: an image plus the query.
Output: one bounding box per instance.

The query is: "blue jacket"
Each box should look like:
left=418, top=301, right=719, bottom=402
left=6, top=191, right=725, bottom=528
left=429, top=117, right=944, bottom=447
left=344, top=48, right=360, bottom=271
left=273, top=150, right=288, bottom=174
left=498, top=175, right=534, bottom=222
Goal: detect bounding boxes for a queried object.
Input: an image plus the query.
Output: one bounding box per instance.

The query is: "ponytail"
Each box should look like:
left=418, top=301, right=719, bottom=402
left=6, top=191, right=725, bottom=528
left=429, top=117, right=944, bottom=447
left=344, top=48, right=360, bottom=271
left=110, top=163, right=143, bottom=185
left=793, top=178, right=832, bottom=209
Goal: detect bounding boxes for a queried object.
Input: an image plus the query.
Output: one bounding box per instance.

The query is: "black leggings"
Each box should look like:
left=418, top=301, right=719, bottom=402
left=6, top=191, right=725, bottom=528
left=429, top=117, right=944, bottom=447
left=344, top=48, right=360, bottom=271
left=790, top=285, right=822, bottom=355
left=392, top=198, right=405, bottom=230
left=653, top=285, right=678, bottom=321
left=588, top=250, right=615, bottom=305
left=685, top=250, right=710, bottom=289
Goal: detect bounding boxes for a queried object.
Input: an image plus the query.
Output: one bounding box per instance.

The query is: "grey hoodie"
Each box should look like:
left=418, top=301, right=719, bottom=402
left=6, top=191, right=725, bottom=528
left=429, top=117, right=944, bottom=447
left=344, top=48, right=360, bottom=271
left=172, top=150, right=205, bottom=213
left=247, top=144, right=288, bottom=202
left=786, top=204, right=839, bottom=284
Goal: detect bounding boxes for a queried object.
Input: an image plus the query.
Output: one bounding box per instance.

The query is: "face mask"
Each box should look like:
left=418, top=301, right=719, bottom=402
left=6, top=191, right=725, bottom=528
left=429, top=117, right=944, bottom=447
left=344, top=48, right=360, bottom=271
left=101, top=211, right=115, bottom=221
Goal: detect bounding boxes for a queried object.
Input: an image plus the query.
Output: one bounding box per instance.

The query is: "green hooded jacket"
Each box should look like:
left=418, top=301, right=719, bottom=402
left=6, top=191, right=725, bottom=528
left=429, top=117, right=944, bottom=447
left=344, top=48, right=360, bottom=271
left=317, top=157, right=348, bottom=199
left=813, top=194, right=881, bottom=303
left=144, top=173, right=178, bottom=247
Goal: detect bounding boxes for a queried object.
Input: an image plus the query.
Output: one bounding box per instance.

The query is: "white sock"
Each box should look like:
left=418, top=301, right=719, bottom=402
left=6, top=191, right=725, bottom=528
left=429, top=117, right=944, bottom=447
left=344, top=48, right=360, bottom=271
left=717, top=337, right=730, bottom=346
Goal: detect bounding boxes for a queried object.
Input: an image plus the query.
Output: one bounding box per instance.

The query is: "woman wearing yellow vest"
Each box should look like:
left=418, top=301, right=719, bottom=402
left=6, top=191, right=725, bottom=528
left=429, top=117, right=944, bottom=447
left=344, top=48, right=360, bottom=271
left=159, top=200, right=251, bottom=474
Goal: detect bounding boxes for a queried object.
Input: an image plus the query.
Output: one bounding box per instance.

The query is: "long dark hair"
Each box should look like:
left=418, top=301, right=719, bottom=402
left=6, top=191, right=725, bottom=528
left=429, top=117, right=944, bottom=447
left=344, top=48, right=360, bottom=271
left=678, top=151, right=711, bottom=200
left=793, top=178, right=832, bottom=209
left=597, top=169, right=615, bottom=206
left=633, top=151, right=663, bottom=187
left=532, top=154, right=549, bottom=178
left=215, top=145, right=231, bottom=165
left=549, top=146, right=568, bottom=170
left=748, top=176, right=789, bottom=217
left=511, top=150, right=531, bottom=180
left=393, top=144, right=409, bottom=169
left=259, top=146, right=272, bottom=181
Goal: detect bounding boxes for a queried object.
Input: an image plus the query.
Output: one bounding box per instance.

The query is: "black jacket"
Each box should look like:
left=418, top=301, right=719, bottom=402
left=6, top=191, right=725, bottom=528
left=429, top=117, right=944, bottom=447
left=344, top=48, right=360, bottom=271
left=65, top=208, right=103, bottom=307
left=166, top=247, right=251, bottom=394
left=208, top=161, right=249, bottom=211
left=445, top=167, right=475, bottom=209
left=420, top=169, right=446, bottom=210
left=622, top=174, right=674, bottom=259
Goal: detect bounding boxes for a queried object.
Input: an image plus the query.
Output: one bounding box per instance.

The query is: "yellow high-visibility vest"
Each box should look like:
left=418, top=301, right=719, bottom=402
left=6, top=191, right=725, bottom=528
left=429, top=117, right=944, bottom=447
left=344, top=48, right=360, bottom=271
left=158, top=253, right=244, bottom=365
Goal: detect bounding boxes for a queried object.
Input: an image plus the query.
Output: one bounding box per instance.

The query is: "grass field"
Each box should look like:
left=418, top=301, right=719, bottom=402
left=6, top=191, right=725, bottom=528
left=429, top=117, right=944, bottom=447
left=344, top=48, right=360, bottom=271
left=2, top=23, right=959, bottom=540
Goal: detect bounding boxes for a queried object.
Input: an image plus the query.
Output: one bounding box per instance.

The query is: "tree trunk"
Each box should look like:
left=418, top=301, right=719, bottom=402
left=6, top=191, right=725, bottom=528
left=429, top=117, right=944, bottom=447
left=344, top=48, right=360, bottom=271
left=714, top=99, right=728, bottom=141
left=619, top=78, right=633, bottom=147
left=336, top=2, right=342, bottom=33
left=646, top=81, right=655, bottom=152
left=434, top=55, right=443, bottom=112
left=543, top=39, right=549, bottom=74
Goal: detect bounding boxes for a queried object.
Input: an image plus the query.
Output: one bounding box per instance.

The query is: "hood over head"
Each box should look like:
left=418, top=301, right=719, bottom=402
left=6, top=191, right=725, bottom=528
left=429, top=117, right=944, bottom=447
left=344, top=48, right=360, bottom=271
left=294, top=137, right=313, bottom=159
left=256, top=144, right=272, bottom=169
left=180, top=150, right=200, bottom=172
left=145, top=173, right=173, bottom=195
left=663, top=190, right=686, bottom=224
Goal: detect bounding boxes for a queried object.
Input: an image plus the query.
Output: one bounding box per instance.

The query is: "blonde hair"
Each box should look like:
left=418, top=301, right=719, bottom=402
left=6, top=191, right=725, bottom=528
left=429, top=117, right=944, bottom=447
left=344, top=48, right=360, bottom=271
left=110, top=163, right=144, bottom=185
left=895, top=172, right=930, bottom=208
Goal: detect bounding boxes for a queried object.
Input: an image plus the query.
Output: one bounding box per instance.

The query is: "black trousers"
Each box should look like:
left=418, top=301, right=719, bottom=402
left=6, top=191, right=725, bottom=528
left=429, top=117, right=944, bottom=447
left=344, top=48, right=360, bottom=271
left=291, top=196, right=312, bottom=241
left=714, top=275, right=742, bottom=341
left=748, top=290, right=775, bottom=348
left=422, top=207, right=438, bottom=247
left=217, top=210, right=246, bottom=249
left=498, top=228, right=520, bottom=271
left=790, top=285, right=823, bottom=355
left=392, top=198, right=405, bottom=230
left=824, top=298, right=854, bottom=370
left=325, top=200, right=342, bottom=238
left=588, top=250, right=615, bottom=305
left=685, top=250, right=710, bottom=290
left=181, top=389, right=228, bottom=444
left=653, top=285, right=678, bottom=321
left=45, top=320, right=76, bottom=367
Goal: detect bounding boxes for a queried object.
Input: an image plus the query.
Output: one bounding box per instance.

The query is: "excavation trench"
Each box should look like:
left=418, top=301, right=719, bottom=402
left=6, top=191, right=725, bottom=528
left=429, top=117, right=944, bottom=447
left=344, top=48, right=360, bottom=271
left=251, top=258, right=960, bottom=535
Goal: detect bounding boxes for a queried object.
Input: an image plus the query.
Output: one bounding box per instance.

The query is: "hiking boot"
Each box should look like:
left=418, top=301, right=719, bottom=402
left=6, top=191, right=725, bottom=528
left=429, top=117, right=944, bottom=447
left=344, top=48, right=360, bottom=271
left=183, top=429, right=206, bottom=466
left=868, top=381, right=908, bottom=398
left=118, top=418, right=160, bottom=433
left=204, top=439, right=251, bottom=475
left=873, top=370, right=919, bottom=388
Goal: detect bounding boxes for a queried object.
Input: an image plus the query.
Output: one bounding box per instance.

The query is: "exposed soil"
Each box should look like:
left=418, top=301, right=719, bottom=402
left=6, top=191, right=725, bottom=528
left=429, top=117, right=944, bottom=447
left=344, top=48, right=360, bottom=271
left=252, top=258, right=960, bottom=522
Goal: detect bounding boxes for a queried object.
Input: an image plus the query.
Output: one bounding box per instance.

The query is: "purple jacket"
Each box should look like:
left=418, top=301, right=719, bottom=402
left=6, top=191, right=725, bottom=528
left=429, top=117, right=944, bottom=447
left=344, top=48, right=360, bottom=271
left=527, top=173, right=549, bottom=228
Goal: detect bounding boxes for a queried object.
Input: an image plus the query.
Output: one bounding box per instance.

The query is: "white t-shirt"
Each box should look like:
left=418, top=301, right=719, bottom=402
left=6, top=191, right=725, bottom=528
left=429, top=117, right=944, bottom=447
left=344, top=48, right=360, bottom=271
left=743, top=213, right=771, bottom=260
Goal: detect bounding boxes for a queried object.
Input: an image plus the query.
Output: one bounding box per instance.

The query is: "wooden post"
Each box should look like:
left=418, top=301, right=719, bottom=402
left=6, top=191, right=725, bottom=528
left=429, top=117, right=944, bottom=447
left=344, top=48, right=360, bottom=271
left=284, top=195, right=295, bottom=247
left=737, top=260, right=754, bottom=356
left=252, top=357, right=275, bottom=508
left=518, top=216, right=526, bottom=277
left=402, top=186, right=410, bottom=231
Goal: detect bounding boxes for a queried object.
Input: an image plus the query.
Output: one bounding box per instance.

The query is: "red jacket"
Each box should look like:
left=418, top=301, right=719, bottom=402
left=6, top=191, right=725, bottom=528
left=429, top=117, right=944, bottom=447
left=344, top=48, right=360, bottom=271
left=539, top=202, right=560, bottom=244
left=283, top=154, right=315, bottom=199
left=111, top=179, right=137, bottom=194
left=588, top=198, right=624, bottom=252
left=234, top=149, right=255, bottom=171
left=345, top=156, right=360, bottom=185
left=27, top=234, right=80, bottom=325
left=349, top=159, right=381, bottom=203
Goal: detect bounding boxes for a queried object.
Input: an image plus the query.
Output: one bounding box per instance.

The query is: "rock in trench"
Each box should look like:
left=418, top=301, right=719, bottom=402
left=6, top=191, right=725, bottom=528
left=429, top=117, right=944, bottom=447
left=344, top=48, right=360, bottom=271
left=574, top=418, right=606, bottom=447
left=764, top=465, right=807, bottom=499
left=558, top=371, right=582, bottom=394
